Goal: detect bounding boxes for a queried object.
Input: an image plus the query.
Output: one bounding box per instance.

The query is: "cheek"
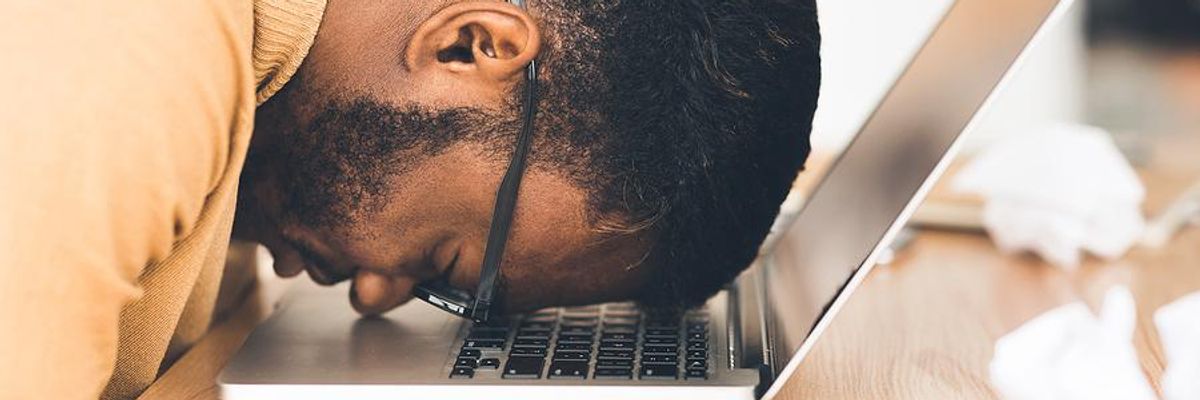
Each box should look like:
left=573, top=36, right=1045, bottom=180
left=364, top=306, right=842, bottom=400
left=326, top=207, right=463, bottom=274
left=331, top=155, right=495, bottom=273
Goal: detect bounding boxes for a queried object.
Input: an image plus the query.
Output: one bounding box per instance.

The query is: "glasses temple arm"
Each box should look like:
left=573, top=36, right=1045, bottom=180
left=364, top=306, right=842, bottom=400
left=471, top=60, right=538, bottom=321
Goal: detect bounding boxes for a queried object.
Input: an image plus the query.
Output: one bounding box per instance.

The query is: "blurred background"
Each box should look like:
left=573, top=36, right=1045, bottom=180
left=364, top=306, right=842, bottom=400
left=775, top=2, right=1200, bottom=397
left=791, top=0, right=1200, bottom=244
left=811, top=0, right=1199, bottom=160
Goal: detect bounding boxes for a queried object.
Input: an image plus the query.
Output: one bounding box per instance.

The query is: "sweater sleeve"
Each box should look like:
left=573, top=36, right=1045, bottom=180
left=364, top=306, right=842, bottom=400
left=0, top=2, right=242, bottom=398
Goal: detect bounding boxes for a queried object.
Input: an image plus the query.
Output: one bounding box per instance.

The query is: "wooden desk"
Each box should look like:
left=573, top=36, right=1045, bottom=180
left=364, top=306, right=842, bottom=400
left=775, top=228, right=1200, bottom=399
left=776, top=130, right=1200, bottom=399
left=143, top=133, right=1199, bottom=400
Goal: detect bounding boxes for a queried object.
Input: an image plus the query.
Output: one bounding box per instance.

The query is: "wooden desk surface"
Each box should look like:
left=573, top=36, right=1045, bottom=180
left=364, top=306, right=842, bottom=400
left=143, top=133, right=1199, bottom=400
left=776, top=130, right=1200, bottom=399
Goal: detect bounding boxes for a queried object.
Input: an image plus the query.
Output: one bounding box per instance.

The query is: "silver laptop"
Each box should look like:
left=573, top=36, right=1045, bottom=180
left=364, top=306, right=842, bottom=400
left=220, top=0, right=1070, bottom=398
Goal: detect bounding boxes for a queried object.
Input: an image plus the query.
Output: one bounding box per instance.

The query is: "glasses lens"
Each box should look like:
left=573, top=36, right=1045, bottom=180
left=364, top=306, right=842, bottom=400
left=413, top=280, right=474, bottom=317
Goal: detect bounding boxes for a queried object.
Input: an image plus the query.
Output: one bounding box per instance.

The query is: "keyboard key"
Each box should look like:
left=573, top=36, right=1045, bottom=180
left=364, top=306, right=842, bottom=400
left=605, top=307, right=640, bottom=315
left=687, top=322, right=707, bottom=333
left=639, top=365, right=678, bottom=380
left=473, top=317, right=511, bottom=328
left=603, top=317, right=639, bottom=326
left=601, top=332, right=636, bottom=342
left=478, top=358, right=501, bottom=369
left=685, top=368, right=707, bottom=380
left=599, top=340, right=634, bottom=350
left=560, top=326, right=595, bottom=335
left=557, top=334, right=594, bottom=344
left=555, top=343, right=591, bottom=352
left=643, top=345, right=678, bottom=355
left=450, top=366, right=474, bottom=379
left=687, top=331, right=706, bottom=341
left=516, top=330, right=551, bottom=340
left=513, top=338, right=549, bottom=348
left=467, top=330, right=509, bottom=340
left=644, top=320, right=679, bottom=330
left=510, top=347, right=547, bottom=357
left=565, top=305, right=600, bottom=313
left=596, top=358, right=633, bottom=368
left=471, top=323, right=511, bottom=332
left=645, top=337, right=678, bottom=345
left=604, top=309, right=643, bottom=319
left=459, top=349, right=482, bottom=359
left=687, top=350, right=707, bottom=360
left=502, top=357, right=545, bottom=379
left=602, top=324, right=638, bottom=334
left=644, top=329, right=678, bottom=338
left=687, top=340, right=707, bottom=351
left=603, top=302, right=638, bottom=312
left=547, top=361, right=589, bottom=379
left=561, top=320, right=598, bottom=328
left=522, top=318, right=557, bottom=327
left=520, top=321, right=555, bottom=331
left=455, top=358, right=478, bottom=368
left=593, top=367, right=633, bottom=380
left=562, top=314, right=599, bottom=322
left=598, top=349, right=634, bottom=360
left=685, top=359, right=706, bottom=370
left=463, top=339, right=504, bottom=350
left=552, top=351, right=589, bottom=361
left=641, top=354, right=678, bottom=365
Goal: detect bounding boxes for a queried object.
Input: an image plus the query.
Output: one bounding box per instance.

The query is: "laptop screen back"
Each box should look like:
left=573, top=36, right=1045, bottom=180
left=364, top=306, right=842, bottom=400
left=761, top=0, right=1068, bottom=391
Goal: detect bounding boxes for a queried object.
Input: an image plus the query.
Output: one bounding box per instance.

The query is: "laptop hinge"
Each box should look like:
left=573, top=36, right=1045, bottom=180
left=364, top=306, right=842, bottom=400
left=729, top=261, right=773, bottom=395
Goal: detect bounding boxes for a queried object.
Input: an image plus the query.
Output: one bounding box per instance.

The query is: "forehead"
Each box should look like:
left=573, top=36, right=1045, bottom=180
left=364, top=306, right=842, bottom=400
left=500, top=204, right=653, bottom=310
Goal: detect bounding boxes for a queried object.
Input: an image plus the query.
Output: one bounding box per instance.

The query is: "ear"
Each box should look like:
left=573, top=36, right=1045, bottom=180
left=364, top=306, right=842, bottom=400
left=406, top=2, right=540, bottom=86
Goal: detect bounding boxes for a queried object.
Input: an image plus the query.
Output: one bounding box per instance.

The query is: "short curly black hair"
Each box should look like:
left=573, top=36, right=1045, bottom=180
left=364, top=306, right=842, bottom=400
left=527, top=0, right=822, bottom=307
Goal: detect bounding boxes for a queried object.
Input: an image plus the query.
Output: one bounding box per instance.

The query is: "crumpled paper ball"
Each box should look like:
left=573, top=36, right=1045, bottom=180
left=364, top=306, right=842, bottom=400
left=953, top=123, right=1146, bottom=268
left=1155, top=292, right=1200, bottom=400
left=991, top=288, right=1200, bottom=400
left=989, top=286, right=1157, bottom=400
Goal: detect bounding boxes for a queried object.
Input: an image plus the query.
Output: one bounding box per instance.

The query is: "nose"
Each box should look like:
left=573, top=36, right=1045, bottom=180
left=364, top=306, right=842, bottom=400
left=268, top=245, right=307, bottom=278
left=350, top=270, right=420, bottom=316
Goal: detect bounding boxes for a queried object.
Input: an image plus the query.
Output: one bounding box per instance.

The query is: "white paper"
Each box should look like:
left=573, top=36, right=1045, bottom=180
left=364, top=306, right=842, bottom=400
left=954, top=123, right=1145, bottom=269
left=1155, top=292, right=1200, bottom=400
left=989, top=286, right=1157, bottom=400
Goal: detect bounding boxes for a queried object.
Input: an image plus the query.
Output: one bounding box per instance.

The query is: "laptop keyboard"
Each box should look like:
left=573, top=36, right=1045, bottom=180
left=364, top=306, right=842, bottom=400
left=448, top=303, right=711, bottom=381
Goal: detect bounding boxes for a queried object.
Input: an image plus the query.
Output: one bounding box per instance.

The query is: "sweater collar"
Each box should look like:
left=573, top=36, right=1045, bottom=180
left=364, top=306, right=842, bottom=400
left=252, top=0, right=327, bottom=104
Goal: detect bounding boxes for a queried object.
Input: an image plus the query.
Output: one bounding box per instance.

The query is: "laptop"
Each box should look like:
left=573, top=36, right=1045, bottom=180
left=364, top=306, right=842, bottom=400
left=220, top=0, right=1071, bottom=398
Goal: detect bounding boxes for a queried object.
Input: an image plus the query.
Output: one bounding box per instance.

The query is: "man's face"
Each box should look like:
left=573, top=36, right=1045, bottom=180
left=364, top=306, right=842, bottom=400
left=235, top=0, right=652, bottom=316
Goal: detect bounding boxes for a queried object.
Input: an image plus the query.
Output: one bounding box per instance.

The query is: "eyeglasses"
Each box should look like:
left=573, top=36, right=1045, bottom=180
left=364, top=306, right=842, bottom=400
left=412, top=0, right=538, bottom=323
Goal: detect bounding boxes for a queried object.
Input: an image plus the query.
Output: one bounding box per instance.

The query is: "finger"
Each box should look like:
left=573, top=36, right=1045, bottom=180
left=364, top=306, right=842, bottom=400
left=350, top=271, right=417, bottom=316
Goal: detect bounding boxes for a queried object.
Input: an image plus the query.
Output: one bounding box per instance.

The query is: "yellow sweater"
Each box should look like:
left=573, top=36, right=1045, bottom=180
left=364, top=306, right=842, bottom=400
left=0, top=0, right=325, bottom=398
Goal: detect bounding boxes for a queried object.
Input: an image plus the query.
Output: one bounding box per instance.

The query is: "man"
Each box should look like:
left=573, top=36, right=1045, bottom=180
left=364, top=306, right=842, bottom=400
left=0, top=0, right=819, bottom=398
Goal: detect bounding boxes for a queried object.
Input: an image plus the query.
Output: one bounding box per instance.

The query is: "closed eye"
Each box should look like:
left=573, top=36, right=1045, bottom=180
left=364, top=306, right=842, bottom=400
left=443, top=250, right=461, bottom=282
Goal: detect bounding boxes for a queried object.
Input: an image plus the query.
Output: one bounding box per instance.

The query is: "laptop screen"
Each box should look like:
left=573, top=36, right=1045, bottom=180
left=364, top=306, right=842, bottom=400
left=759, top=0, right=1068, bottom=392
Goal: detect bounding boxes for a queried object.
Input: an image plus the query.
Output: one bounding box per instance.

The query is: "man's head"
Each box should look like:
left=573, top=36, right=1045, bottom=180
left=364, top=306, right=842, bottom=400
left=235, top=0, right=821, bottom=316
